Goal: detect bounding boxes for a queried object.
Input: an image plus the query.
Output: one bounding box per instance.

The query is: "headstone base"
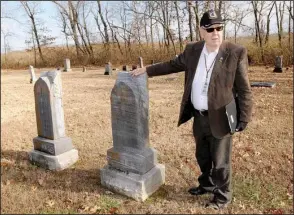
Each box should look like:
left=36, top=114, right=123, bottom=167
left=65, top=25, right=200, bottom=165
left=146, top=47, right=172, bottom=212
left=273, top=68, right=283, bottom=73
left=28, top=149, right=78, bottom=171
left=33, top=136, right=74, bottom=156
left=100, top=164, right=165, bottom=202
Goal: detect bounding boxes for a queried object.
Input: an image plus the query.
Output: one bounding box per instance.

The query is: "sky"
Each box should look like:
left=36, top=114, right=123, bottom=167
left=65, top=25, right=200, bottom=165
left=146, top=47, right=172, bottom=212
left=1, top=1, right=292, bottom=53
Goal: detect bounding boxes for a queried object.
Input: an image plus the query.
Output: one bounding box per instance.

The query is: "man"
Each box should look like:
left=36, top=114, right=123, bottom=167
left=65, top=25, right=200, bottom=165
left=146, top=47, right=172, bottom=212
left=130, top=9, right=253, bottom=210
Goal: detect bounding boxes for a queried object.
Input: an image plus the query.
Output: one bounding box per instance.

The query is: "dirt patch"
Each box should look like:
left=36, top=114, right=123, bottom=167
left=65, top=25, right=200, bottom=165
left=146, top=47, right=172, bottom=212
left=1, top=66, right=293, bottom=214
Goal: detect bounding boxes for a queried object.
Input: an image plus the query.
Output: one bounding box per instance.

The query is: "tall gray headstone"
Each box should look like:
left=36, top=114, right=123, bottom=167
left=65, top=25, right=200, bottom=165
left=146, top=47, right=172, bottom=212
left=273, top=56, right=283, bottom=73
left=29, top=71, right=78, bottom=171
left=104, top=62, right=112, bottom=75
left=63, top=58, right=72, bottom=72
left=29, top=65, right=37, bottom=84
left=100, top=72, right=165, bottom=202
left=139, top=57, right=143, bottom=68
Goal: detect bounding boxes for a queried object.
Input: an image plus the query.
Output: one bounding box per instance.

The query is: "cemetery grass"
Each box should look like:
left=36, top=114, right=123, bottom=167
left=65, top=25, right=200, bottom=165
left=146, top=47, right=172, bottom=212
left=1, top=66, right=293, bottom=214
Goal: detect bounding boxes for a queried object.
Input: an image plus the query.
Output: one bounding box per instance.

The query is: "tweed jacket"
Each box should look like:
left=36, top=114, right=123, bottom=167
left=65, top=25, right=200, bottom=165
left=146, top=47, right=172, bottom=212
left=146, top=40, right=253, bottom=138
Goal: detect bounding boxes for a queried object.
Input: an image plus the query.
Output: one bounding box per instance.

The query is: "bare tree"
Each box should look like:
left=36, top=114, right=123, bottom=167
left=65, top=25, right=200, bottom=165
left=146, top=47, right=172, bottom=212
left=192, top=0, right=201, bottom=41
left=1, top=29, right=13, bottom=69
left=274, top=1, right=286, bottom=47
left=53, top=1, right=84, bottom=57
left=187, top=1, right=194, bottom=41
left=97, top=1, right=109, bottom=44
left=230, top=6, right=250, bottom=43
left=174, top=1, right=183, bottom=51
left=56, top=10, right=70, bottom=51
left=251, top=1, right=265, bottom=63
left=264, top=1, right=275, bottom=44
left=287, top=1, right=293, bottom=47
left=20, top=1, right=45, bottom=64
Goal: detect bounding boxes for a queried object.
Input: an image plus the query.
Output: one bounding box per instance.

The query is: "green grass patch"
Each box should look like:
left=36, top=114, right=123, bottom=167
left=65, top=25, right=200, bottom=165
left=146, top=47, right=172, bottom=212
left=233, top=173, right=291, bottom=210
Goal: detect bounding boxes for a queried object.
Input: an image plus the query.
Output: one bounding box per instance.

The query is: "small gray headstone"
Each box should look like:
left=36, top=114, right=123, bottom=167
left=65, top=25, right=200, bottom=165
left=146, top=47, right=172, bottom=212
left=273, top=56, right=283, bottom=73
left=132, top=65, right=137, bottom=70
left=139, top=57, right=143, bottom=68
left=63, top=58, right=72, bottom=72
left=29, top=70, right=78, bottom=170
left=122, top=65, right=128, bottom=71
left=82, top=66, right=86, bottom=72
left=104, top=62, right=112, bottom=75
left=29, top=65, right=37, bottom=84
left=101, top=72, right=165, bottom=201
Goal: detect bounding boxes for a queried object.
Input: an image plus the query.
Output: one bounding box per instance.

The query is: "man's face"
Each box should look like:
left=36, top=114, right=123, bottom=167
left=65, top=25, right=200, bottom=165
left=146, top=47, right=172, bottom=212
left=200, top=24, right=223, bottom=48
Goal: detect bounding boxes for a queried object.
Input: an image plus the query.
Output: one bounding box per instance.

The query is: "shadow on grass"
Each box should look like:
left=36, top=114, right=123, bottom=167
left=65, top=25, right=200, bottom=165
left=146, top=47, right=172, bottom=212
left=1, top=150, right=107, bottom=194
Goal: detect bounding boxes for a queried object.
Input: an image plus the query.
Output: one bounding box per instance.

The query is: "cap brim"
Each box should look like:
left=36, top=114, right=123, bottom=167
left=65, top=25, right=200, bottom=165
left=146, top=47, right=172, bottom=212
left=203, top=22, right=224, bottom=28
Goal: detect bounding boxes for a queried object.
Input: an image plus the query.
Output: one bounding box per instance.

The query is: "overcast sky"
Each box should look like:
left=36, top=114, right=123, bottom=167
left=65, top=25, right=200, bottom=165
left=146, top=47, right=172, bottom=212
left=1, top=1, right=292, bottom=53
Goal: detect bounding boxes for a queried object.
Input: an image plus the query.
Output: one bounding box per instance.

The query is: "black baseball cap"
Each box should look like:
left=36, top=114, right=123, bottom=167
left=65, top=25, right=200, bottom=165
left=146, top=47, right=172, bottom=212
left=200, top=9, right=224, bottom=28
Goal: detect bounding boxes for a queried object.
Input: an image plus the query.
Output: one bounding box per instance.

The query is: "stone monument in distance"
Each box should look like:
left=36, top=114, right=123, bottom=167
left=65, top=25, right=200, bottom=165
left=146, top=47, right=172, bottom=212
left=104, top=62, right=112, bottom=75
left=29, top=70, right=79, bottom=170
left=273, top=56, right=283, bottom=73
left=63, top=58, right=72, bottom=72
left=29, top=65, right=37, bottom=84
left=100, top=72, right=165, bottom=201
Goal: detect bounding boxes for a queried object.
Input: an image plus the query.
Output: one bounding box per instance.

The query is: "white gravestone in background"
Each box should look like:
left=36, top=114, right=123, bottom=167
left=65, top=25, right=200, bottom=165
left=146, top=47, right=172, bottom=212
left=29, top=65, right=37, bottom=84
left=29, top=70, right=78, bottom=170
left=63, top=58, right=72, bottom=72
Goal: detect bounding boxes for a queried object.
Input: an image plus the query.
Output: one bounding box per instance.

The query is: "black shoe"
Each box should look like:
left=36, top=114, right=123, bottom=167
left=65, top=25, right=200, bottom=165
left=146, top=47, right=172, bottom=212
left=188, top=186, right=208, bottom=196
left=205, top=197, right=231, bottom=210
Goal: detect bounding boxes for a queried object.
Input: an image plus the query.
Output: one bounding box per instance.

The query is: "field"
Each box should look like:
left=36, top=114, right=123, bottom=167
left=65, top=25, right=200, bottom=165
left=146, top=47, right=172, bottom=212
left=1, top=65, right=293, bottom=214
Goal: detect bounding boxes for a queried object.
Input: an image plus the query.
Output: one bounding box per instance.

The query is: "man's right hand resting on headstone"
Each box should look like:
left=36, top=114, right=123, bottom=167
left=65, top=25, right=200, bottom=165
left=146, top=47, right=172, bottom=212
left=130, top=67, right=147, bottom=77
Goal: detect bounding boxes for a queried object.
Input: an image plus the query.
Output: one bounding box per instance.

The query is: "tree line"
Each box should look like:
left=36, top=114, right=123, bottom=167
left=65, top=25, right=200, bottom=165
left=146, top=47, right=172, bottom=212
left=1, top=1, right=293, bottom=68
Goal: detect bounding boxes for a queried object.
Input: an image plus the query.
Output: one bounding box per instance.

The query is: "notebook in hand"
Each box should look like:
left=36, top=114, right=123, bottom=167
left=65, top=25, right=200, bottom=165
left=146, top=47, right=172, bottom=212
left=225, top=98, right=238, bottom=134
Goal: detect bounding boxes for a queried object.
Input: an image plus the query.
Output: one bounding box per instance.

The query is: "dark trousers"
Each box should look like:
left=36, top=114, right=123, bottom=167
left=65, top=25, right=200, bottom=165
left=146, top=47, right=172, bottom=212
left=192, top=111, right=232, bottom=203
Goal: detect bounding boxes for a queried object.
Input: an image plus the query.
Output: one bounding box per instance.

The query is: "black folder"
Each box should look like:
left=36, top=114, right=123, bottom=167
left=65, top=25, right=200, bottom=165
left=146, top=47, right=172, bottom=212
left=225, top=98, right=239, bottom=134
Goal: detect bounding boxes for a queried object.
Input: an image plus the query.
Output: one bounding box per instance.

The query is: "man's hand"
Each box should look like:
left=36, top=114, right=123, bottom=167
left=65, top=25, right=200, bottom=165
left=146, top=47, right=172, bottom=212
left=235, top=121, right=248, bottom=132
left=130, top=67, right=147, bottom=77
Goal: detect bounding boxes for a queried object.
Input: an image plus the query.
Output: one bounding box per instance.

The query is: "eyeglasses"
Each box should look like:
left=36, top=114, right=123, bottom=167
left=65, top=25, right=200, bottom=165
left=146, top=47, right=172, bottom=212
left=204, top=26, right=224, bottom=33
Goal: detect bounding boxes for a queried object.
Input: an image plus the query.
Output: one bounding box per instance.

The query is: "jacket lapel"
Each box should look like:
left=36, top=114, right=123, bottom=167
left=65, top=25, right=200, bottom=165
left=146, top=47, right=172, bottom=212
left=188, top=41, right=205, bottom=81
left=209, top=41, right=229, bottom=84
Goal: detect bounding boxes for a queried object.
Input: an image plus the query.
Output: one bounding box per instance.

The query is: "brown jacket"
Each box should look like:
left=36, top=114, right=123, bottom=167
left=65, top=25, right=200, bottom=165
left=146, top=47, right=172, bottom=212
left=146, top=41, right=253, bottom=138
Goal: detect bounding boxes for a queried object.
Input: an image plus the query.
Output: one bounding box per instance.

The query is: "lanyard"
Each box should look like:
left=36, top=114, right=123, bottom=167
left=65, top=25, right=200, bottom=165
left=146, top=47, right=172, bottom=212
left=204, top=54, right=217, bottom=78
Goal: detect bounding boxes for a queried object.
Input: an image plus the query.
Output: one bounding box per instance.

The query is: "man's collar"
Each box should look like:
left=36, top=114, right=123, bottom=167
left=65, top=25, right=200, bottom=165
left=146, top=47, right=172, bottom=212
left=203, top=43, right=219, bottom=55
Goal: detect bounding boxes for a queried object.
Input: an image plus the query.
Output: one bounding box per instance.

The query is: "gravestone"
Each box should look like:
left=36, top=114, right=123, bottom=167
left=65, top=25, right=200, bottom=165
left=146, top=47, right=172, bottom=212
left=100, top=72, right=165, bottom=201
left=29, top=70, right=78, bottom=171
left=122, top=65, right=128, bottom=71
left=132, top=65, right=137, bottom=70
left=139, top=57, right=143, bottom=68
left=63, top=58, right=72, bottom=72
left=29, top=65, right=37, bottom=84
left=82, top=66, right=86, bottom=72
left=104, top=62, right=112, bottom=75
left=273, top=56, right=283, bottom=73
left=151, top=60, right=155, bottom=65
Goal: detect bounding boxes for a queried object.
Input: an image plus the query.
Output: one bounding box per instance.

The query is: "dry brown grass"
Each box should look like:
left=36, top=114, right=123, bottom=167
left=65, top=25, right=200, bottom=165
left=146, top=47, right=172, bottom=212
left=1, top=34, right=293, bottom=70
left=1, top=65, right=293, bottom=214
